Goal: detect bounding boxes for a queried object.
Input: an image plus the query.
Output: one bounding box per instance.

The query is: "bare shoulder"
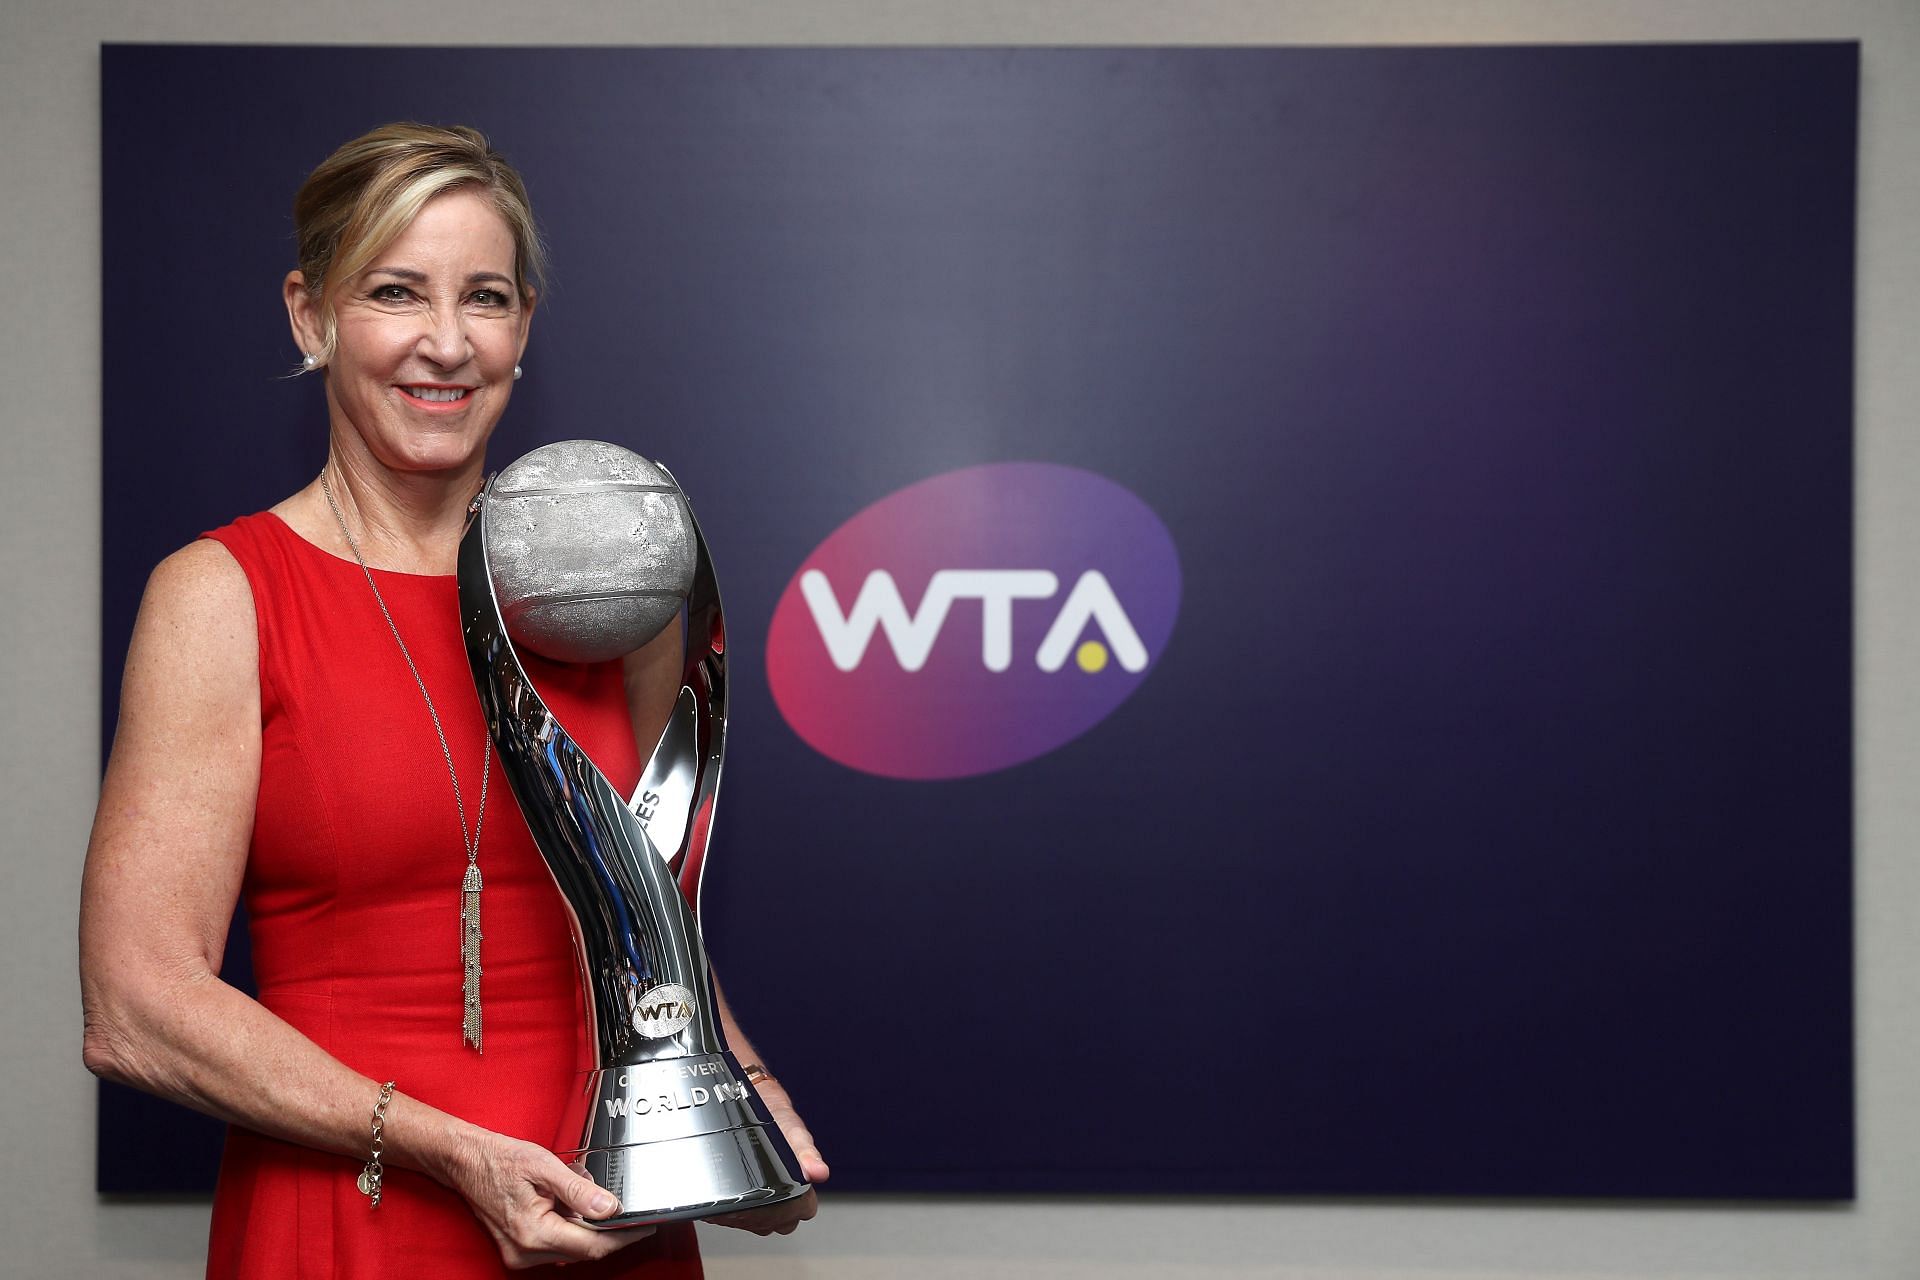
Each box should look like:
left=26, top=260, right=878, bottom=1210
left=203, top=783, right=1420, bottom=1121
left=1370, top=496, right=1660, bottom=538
left=126, top=539, right=258, bottom=683
left=108, top=538, right=262, bottom=788
left=144, top=537, right=254, bottom=621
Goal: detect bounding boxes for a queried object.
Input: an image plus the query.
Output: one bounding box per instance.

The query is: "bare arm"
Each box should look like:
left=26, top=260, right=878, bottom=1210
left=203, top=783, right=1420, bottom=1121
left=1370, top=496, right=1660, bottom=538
left=80, top=541, right=649, bottom=1268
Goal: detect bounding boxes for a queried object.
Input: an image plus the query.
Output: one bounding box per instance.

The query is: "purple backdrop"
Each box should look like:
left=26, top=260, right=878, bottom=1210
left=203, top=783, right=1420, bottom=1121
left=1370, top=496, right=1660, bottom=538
left=101, top=44, right=1856, bottom=1199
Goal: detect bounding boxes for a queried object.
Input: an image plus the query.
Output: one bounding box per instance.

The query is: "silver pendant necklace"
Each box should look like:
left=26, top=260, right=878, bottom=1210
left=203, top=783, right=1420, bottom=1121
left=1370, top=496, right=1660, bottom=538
left=322, top=469, right=492, bottom=1052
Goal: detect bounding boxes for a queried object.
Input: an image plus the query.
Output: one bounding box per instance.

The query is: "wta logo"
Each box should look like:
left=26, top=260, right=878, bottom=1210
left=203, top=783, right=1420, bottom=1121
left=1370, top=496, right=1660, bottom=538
left=767, top=463, right=1181, bottom=780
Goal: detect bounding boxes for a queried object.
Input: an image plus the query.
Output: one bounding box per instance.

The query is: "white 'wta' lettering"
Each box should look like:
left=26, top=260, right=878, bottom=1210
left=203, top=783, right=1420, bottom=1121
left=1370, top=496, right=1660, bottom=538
left=800, top=569, right=1148, bottom=673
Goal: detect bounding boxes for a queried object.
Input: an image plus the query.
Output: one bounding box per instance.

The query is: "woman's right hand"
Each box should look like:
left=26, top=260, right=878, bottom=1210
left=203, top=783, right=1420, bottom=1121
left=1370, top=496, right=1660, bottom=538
left=441, top=1125, right=656, bottom=1270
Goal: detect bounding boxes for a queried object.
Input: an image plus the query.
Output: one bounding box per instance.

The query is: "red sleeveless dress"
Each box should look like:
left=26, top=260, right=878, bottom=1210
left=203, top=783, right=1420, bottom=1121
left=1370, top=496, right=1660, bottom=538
left=202, top=513, right=702, bottom=1279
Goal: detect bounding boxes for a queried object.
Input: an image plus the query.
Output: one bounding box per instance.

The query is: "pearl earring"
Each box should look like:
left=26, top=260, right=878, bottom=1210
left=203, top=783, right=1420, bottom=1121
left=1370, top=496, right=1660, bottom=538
left=302, top=353, right=317, bottom=370
left=512, top=365, right=523, bottom=381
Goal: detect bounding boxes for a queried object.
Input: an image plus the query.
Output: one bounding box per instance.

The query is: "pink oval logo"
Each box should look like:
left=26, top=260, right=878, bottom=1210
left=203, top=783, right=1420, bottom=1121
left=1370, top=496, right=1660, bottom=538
left=766, top=464, right=1181, bottom=780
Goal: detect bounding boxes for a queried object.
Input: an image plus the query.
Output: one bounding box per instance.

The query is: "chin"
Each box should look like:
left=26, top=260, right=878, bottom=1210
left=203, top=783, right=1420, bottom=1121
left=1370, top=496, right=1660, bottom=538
left=381, top=425, right=497, bottom=474
left=411, top=445, right=492, bottom=474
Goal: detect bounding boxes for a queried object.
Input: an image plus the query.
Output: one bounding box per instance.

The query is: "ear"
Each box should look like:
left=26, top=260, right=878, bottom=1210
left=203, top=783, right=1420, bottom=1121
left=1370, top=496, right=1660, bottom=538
left=283, top=271, right=325, bottom=363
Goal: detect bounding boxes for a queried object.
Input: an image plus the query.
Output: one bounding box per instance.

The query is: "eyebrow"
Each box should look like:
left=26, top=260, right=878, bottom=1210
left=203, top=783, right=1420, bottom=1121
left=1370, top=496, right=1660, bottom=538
left=363, top=267, right=517, bottom=288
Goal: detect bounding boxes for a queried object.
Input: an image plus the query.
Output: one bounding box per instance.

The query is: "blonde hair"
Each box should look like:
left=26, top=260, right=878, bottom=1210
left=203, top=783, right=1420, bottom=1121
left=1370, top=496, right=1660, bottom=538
left=292, top=122, right=546, bottom=367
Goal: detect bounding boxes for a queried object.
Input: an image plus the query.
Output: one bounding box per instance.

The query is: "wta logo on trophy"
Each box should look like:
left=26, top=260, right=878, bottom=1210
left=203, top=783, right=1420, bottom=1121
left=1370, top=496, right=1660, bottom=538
left=767, top=463, right=1181, bottom=779
left=631, top=983, right=697, bottom=1039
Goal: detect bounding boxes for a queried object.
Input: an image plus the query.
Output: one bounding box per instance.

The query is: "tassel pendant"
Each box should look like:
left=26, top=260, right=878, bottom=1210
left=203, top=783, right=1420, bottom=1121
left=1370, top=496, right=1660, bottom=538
left=461, top=862, right=484, bottom=1052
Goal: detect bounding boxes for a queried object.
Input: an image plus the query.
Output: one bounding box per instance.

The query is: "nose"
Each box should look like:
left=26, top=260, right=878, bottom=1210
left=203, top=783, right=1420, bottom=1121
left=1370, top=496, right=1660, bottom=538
left=417, top=304, right=473, bottom=369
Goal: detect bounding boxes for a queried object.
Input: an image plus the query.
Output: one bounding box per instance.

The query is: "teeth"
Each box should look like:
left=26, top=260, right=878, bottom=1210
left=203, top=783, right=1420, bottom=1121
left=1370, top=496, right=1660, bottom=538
left=407, top=387, right=468, bottom=403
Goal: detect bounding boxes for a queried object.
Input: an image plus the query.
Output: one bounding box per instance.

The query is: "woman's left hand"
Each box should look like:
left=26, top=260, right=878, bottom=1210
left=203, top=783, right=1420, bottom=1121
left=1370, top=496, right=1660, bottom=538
left=704, top=1071, right=830, bottom=1236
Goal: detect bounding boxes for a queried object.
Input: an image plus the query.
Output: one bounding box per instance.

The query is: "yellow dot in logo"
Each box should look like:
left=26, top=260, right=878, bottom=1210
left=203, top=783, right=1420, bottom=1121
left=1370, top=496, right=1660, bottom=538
left=1076, top=640, right=1109, bottom=673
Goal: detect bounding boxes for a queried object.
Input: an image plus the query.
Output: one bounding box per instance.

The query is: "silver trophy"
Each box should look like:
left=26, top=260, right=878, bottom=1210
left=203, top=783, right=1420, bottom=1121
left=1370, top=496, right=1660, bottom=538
left=457, top=440, right=810, bottom=1226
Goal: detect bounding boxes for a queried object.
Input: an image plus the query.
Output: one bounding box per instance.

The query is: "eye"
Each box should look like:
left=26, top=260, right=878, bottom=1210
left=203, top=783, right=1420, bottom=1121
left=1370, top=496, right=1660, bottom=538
left=470, top=289, right=512, bottom=308
left=371, top=284, right=413, bottom=303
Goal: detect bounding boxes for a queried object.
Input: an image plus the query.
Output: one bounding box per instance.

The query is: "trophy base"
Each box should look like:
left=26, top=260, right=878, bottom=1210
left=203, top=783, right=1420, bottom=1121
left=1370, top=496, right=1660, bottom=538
left=560, top=1055, right=811, bottom=1225
left=570, top=1123, right=811, bottom=1227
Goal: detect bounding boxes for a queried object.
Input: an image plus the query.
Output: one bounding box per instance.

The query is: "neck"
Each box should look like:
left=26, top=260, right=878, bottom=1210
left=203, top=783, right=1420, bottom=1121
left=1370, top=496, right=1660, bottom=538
left=319, top=439, right=485, bottom=577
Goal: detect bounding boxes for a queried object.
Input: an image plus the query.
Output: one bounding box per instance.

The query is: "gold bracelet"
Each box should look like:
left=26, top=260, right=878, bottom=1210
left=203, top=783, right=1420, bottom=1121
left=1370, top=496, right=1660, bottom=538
left=741, top=1062, right=773, bottom=1086
left=356, top=1080, right=395, bottom=1208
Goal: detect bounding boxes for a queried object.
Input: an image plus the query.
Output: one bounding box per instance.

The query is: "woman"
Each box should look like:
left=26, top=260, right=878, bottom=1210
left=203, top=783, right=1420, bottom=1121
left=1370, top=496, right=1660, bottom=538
left=79, top=123, right=826, bottom=1276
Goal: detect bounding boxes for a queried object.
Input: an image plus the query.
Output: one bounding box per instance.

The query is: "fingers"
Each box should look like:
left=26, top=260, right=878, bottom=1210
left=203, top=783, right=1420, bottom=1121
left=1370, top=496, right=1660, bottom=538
left=528, top=1166, right=658, bottom=1258
left=706, top=1188, right=818, bottom=1237
left=503, top=1220, right=657, bottom=1269
left=528, top=1223, right=657, bottom=1265
left=755, top=1079, right=832, bottom=1185
left=783, top=1123, right=831, bottom=1184
left=453, top=1135, right=656, bottom=1268
left=776, top=1117, right=830, bottom=1183
left=551, top=1168, right=622, bottom=1221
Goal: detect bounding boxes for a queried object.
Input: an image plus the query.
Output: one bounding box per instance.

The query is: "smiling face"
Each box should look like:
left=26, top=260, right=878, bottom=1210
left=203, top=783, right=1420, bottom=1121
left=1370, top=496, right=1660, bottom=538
left=286, top=186, right=532, bottom=478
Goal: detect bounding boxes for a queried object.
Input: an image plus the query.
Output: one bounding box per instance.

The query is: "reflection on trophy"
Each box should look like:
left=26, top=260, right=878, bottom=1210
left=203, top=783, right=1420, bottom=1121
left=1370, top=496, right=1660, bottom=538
left=457, top=440, right=810, bottom=1226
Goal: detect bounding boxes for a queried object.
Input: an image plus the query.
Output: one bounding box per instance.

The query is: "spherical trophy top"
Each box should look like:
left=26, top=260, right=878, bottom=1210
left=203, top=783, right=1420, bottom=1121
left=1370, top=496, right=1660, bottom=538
left=484, top=440, right=696, bottom=664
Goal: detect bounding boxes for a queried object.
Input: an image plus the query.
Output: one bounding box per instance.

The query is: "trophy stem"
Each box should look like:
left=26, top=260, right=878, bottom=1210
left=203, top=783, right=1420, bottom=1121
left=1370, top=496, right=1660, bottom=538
left=457, top=468, right=809, bottom=1224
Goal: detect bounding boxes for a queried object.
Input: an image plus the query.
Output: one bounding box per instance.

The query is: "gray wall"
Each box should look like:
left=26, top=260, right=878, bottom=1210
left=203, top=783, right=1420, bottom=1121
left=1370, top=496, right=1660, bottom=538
left=4, top=2, right=1915, bottom=1276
